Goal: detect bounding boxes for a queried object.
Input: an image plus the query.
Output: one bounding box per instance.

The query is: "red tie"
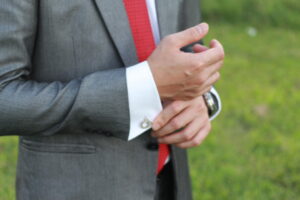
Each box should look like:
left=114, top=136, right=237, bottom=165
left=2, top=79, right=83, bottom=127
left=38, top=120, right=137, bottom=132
left=123, top=0, right=170, bottom=174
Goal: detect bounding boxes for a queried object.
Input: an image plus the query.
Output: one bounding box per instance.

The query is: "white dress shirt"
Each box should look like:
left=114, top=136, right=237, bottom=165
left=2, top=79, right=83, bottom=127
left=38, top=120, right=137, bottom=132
left=126, top=0, right=221, bottom=140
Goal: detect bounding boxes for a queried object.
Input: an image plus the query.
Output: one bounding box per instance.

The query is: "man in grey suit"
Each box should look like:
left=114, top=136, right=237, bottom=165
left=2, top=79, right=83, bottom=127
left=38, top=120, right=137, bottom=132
left=0, top=0, right=224, bottom=199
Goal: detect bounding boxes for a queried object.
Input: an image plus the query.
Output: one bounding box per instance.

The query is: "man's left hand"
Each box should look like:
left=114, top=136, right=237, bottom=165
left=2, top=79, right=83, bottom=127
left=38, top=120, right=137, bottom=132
left=151, top=96, right=211, bottom=149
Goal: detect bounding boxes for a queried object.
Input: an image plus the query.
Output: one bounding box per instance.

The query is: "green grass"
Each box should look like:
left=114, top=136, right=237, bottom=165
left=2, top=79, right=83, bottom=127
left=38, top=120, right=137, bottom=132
left=0, top=137, right=18, bottom=199
left=189, top=23, right=300, bottom=200
left=201, top=0, right=300, bottom=29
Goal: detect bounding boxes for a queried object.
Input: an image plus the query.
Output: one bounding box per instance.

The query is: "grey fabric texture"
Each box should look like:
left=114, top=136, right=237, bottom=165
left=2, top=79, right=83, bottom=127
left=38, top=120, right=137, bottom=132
left=0, top=0, right=202, bottom=199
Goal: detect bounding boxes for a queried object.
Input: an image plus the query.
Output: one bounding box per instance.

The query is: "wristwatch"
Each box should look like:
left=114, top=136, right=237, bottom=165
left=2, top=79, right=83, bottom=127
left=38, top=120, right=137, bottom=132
left=203, top=92, right=219, bottom=117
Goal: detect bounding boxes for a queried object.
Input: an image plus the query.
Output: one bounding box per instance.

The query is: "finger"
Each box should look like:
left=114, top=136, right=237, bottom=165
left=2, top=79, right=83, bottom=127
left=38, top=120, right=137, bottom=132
left=189, top=72, right=220, bottom=96
left=176, top=121, right=211, bottom=149
left=182, top=86, right=212, bottom=99
left=205, top=60, right=223, bottom=77
left=192, top=44, right=208, bottom=53
left=152, top=106, right=199, bottom=138
left=202, top=86, right=213, bottom=94
left=209, top=39, right=223, bottom=50
left=185, top=60, right=223, bottom=88
left=158, top=116, right=204, bottom=144
left=152, top=101, right=188, bottom=131
left=204, top=71, right=221, bottom=86
left=195, top=39, right=225, bottom=66
left=167, top=23, right=209, bottom=48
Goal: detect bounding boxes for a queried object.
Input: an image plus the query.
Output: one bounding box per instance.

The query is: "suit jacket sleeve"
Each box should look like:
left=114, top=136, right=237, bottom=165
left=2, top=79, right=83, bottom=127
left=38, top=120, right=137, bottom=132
left=0, top=0, right=130, bottom=140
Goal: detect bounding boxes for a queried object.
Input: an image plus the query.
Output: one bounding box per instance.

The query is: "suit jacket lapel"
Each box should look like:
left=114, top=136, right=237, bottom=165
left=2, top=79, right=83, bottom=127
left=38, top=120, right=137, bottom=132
left=93, top=0, right=138, bottom=66
left=155, top=0, right=169, bottom=38
left=93, top=0, right=180, bottom=66
left=156, top=0, right=181, bottom=38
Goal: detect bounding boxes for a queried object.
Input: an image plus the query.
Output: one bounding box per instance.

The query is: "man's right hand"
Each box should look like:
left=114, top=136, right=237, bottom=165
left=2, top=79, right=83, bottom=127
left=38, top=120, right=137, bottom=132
left=148, top=23, right=224, bottom=101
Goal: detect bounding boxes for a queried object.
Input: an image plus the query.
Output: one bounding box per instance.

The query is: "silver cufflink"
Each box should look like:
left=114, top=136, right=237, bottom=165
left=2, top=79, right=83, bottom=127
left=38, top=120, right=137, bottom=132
left=140, top=117, right=152, bottom=129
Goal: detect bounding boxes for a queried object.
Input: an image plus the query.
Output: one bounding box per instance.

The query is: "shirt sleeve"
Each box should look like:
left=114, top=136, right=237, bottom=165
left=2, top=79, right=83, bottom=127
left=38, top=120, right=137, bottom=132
left=126, top=61, right=163, bottom=140
left=209, top=87, right=222, bottom=121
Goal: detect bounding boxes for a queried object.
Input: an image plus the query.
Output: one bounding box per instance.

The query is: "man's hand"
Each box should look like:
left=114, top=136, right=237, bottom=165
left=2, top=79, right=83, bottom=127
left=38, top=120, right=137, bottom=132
left=151, top=96, right=211, bottom=149
left=148, top=23, right=224, bottom=101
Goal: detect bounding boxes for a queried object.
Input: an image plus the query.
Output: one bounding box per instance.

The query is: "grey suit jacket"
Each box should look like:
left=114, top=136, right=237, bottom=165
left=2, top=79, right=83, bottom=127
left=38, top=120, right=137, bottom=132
left=0, top=0, right=202, bottom=199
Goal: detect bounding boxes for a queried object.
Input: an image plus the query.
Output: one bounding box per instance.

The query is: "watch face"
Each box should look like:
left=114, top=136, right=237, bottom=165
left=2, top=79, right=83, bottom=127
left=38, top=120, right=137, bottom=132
left=210, top=94, right=219, bottom=114
left=203, top=92, right=218, bottom=117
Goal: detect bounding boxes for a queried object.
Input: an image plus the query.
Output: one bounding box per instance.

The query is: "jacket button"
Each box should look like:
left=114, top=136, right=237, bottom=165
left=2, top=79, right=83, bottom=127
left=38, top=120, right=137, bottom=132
left=146, top=142, right=159, bottom=151
left=103, top=131, right=113, bottom=137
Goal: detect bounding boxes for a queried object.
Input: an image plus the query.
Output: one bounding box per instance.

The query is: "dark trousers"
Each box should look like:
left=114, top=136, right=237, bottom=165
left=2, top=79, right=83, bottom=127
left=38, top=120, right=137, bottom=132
left=154, top=162, right=175, bottom=200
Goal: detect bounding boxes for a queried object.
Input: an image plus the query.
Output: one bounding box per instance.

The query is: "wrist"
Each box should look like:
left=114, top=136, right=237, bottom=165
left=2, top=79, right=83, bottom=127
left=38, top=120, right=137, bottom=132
left=147, top=59, right=166, bottom=100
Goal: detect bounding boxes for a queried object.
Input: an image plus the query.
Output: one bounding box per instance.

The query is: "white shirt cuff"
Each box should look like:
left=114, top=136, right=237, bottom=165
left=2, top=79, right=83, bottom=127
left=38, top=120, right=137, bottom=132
left=209, top=87, right=222, bottom=121
left=126, top=61, right=163, bottom=141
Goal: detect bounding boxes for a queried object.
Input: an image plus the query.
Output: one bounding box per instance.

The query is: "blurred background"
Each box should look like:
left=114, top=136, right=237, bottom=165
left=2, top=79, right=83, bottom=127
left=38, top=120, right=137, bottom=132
left=0, top=0, right=299, bottom=199
left=189, top=0, right=300, bottom=199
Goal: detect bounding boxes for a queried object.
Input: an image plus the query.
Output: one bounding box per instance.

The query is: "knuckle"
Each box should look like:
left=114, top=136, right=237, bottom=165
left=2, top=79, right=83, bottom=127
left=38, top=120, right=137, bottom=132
left=192, top=139, right=201, bottom=146
left=190, top=27, right=201, bottom=41
left=171, top=119, right=181, bottom=130
left=170, top=101, right=182, bottom=113
left=182, top=131, right=192, bottom=140
left=217, top=47, right=225, bottom=60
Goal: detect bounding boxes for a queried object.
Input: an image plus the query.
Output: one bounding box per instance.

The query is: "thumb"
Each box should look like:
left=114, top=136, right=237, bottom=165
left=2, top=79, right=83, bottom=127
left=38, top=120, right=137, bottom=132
left=170, top=23, right=209, bottom=48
